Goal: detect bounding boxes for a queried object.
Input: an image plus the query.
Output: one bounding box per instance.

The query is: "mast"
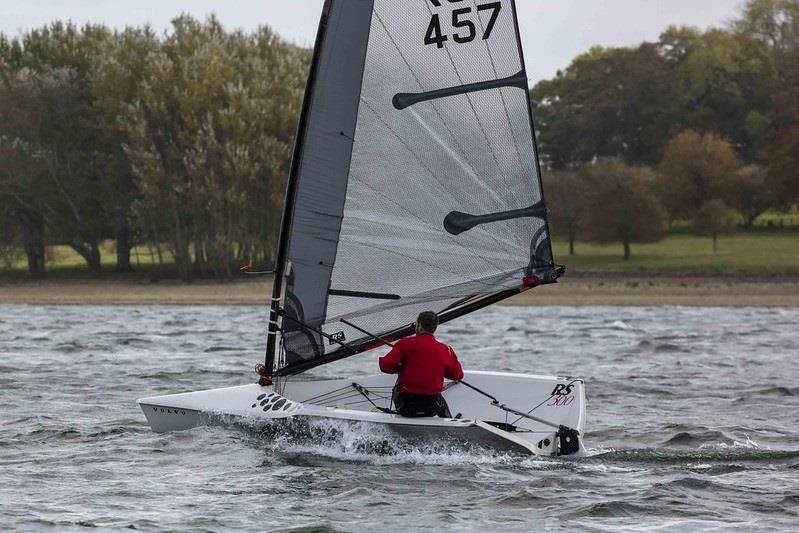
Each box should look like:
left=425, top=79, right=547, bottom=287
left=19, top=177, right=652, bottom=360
left=265, top=0, right=375, bottom=374
left=264, top=2, right=332, bottom=374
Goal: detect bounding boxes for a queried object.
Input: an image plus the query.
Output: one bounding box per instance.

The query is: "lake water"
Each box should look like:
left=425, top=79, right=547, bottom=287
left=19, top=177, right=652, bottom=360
left=1, top=304, right=798, bottom=531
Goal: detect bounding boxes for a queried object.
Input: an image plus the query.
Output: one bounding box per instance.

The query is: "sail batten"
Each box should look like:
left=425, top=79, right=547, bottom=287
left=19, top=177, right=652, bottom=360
left=392, top=69, right=528, bottom=110
left=271, top=0, right=558, bottom=377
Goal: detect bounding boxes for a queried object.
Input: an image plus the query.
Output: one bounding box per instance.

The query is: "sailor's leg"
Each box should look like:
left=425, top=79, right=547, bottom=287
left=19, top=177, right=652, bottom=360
left=436, top=394, right=452, bottom=418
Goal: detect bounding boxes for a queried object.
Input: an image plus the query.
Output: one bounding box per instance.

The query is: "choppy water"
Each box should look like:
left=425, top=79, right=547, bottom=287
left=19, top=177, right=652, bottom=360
left=1, top=304, right=798, bottom=531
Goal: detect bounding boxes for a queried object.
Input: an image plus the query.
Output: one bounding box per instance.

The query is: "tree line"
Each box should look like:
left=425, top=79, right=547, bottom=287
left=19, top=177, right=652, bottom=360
left=536, top=0, right=799, bottom=258
left=1, top=0, right=797, bottom=277
left=0, top=16, right=308, bottom=278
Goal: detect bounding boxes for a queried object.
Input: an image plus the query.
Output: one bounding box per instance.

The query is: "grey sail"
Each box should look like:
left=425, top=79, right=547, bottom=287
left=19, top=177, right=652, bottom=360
left=267, top=0, right=558, bottom=377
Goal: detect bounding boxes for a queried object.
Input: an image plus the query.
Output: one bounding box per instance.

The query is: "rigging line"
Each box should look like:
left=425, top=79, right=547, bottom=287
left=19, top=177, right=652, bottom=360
left=473, top=0, right=527, bottom=176
left=339, top=398, right=381, bottom=407
left=364, top=392, right=393, bottom=401
left=312, top=396, right=363, bottom=407
left=313, top=390, right=394, bottom=405
left=300, top=389, right=353, bottom=404
left=493, top=403, right=569, bottom=431
left=352, top=383, right=396, bottom=414
left=300, top=386, right=392, bottom=406
left=372, top=10, right=480, bottom=186
left=453, top=378, right=575, bottom=432
left=422, top=1, right=514, bottom=195
left=340, top=396, right=394, bottom=408
left=456, top=379, right=499, bottom=403
left=316, top=395, right=366, bottom=407
left=302, top=389, right=364, bottom=405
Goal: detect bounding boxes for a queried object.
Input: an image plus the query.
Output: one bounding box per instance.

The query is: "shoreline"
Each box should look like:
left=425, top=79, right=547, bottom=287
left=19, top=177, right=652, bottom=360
left=1, top=275, right=798, bottom=306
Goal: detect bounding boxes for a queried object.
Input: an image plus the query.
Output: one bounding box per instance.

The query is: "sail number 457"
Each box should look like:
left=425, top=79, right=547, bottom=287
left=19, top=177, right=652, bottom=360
left=425, top=1, right=502, bottom=49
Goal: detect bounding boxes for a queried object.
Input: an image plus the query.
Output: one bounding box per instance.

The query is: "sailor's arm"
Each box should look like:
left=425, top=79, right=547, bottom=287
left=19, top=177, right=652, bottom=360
left=379, top=340, right=405, bottom=374
left=444, top=345, right=464, bottom=381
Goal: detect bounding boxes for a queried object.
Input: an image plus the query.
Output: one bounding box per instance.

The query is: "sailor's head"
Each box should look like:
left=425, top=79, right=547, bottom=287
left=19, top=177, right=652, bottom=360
left=415, top=311, right=438, bottom=335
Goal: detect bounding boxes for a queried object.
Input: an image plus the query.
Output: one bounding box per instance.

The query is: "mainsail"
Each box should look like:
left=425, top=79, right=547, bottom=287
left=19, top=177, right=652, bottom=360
left=266, top=0, right=558, bottom=376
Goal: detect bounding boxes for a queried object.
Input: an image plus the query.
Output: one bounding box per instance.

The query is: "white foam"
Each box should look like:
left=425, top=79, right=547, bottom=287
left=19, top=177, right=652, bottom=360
left=256, top=417, right=555, bottom=467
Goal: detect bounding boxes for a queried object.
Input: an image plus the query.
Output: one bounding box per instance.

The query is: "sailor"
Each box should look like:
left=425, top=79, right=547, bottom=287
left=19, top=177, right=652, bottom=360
left=379, top=311, right=464, bottom=417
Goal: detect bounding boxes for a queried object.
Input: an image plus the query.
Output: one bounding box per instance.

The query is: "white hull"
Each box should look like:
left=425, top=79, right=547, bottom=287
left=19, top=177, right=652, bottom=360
left=138, top=371, right=587, bottom=457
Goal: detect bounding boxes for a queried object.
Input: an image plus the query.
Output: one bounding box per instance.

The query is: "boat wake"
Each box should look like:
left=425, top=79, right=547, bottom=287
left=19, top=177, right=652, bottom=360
left=221, top=414, right=799, bottom=470
left=236, top=416, right=555, bottom=467
left=588, top=445, right=799, bottom=465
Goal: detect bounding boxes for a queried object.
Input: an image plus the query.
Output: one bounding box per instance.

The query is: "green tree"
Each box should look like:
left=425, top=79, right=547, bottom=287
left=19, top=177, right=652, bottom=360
left=0, top=200, right=23, bottom=270
left=0, top=23, right=113, bottom=272
left=92, top=27, right=160, bottom=272
left=733, top=164, right=773, bottom=227
left=662, top=27, right=775, bottom=161
left=695, top=200, right=738, bottom=252
left=120, top=16, right=307, bottom=280
left=736, top=0, right=799, bottom=96
left=581, top=160, right=667, bottom=260
left=737, top=1, right=799, bottom=206
left=0, top=72, right=52, bottom=275
left=531, top=44, right=672, bottom=168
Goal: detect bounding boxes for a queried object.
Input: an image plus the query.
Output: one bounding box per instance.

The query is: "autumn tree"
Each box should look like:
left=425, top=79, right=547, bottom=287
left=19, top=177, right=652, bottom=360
left=542, top=170, right=588, bottom=255
left=581, top=160, right=667, bottom=260
left=657, top=131, right=742, bottom=221
left=766, top=128, right=799, bottom=207
left=695, top=200, right=738, bottom=252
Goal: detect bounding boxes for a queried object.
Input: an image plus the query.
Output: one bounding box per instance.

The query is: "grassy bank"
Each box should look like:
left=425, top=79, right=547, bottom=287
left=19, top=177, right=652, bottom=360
left=1, top=276, right=798, bottom=306
left=2, top=232, right=799, bottom=280
left=552, top=232, right=799, bottom=275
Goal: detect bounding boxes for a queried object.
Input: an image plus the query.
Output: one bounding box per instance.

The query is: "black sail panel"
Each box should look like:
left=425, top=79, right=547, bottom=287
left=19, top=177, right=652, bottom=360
left=272, top=0, right=557, bottom=376
left=268, top=0, right=375, bottom=371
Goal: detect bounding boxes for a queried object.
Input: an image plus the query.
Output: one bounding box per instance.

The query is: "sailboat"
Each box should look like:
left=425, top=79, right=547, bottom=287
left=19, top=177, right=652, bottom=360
left=139, top=0, right=587, bottom=457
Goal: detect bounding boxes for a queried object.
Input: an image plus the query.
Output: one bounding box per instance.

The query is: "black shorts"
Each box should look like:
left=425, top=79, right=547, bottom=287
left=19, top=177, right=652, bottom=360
left=393, top=391, right=451, bottom=418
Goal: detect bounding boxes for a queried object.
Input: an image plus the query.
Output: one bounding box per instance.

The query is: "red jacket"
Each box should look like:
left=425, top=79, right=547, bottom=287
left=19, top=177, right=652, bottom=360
left=379, top=333, right=464, bottom=395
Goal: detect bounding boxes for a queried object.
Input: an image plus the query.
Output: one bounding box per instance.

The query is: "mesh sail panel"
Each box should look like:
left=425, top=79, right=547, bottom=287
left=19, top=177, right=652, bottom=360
left=275, top=0, right=556, bottom=375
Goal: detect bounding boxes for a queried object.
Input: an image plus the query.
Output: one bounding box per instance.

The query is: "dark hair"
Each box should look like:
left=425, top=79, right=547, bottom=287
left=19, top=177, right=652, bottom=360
left=416, top=311, right=438, bottom=333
